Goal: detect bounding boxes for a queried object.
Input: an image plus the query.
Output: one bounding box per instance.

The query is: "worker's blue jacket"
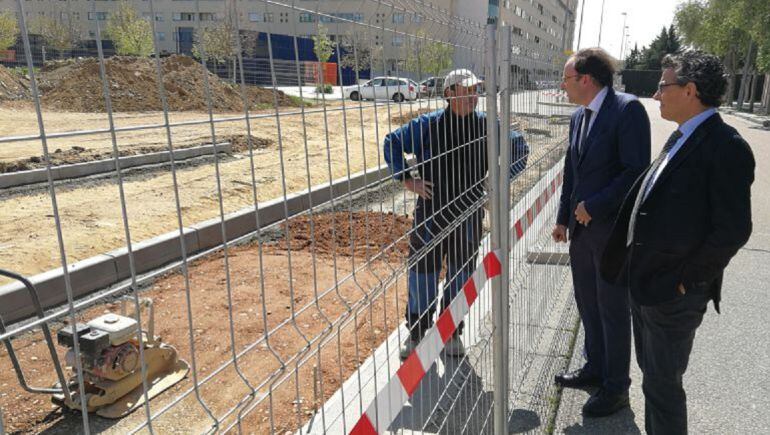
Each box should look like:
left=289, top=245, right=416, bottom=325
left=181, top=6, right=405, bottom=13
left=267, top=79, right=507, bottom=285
left=383, top=109, right=529, bottom=228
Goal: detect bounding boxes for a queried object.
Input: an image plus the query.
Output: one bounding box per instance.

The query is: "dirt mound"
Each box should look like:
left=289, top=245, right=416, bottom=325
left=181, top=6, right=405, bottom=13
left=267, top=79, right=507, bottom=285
left=0, top=65, right=30, bottom=101
left=38, top=55, right=297, bottom=112
left=390, top=107, right=436, bottom=125
left=0, top=135, right=275, bottom=174
left=271, top=211, right=412, bottom=261
left=226, top=134, right=274, bottom=152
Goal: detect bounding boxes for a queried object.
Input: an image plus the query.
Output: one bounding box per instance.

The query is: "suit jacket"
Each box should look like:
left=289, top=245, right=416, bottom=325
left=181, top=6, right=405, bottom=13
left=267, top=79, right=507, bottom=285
left=601, top=113, right=755, bottom=310
left=557, top=88, right=651, bottom=243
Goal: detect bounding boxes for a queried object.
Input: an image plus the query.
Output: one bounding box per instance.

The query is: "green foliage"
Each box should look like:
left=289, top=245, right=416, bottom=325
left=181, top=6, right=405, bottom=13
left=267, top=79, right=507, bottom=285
left=626, top=26, right=681, bottom=70
left=315, top=84, right=333, bottom=94
left=0, top=11, right=18, bottom=51
left=624, top=44, right=642, bottom=70
left=339, top=32, right=383, bottom=73
left=404, top=33, right=454, bottom=76
left=193, top=20, right=237, bottom=64
left=312, top=25, right=334, bottom=64
left=106, top=2, right=153, bottom=57
left=29, top=15, right=80, bottom=53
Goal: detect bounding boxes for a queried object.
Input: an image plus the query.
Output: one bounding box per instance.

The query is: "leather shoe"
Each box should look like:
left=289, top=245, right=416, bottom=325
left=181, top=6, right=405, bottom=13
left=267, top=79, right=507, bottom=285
left=582, top=389, right=629, bottom=417
left=554, top=368, right=601, bottom=389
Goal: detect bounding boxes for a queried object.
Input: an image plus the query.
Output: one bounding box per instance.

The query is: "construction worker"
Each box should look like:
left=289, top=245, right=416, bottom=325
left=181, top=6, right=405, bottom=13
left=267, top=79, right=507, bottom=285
left=384, top=68, right=529, bottom=359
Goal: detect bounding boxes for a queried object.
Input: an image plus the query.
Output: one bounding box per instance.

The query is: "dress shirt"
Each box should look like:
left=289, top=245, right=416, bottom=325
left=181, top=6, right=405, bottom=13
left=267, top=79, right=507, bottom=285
left=643, top=108, right=717, bottom=199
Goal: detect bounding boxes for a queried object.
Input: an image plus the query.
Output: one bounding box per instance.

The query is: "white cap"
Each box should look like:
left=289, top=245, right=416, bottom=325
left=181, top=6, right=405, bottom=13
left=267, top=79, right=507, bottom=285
left=442, top=68, right=482, bottom=94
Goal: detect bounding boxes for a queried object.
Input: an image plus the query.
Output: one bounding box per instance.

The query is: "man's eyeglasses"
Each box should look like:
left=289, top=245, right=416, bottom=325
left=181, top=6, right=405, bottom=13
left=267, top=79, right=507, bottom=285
left=657, top=81, right=682, bottom=93
left=561, top=74, right=582, bottom=83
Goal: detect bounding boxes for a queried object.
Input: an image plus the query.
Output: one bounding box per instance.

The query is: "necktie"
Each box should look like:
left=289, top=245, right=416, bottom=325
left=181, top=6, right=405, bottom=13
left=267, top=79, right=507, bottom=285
left=626, top=130, right=683, bottom=246
left=578, top=108, right=592, bottom=156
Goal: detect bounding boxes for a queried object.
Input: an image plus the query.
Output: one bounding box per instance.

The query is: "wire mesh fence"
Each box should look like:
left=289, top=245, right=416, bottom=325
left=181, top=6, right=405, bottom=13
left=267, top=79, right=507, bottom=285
left=0, top=0, right=578, bottom=433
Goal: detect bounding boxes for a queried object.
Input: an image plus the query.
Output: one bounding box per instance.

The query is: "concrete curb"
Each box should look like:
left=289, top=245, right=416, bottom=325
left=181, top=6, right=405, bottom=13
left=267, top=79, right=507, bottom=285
left=721, top=108, right=770, bottom=127
left=0, top=142, right=233, bottom=189
left=0, top=162, right=396, bottom=324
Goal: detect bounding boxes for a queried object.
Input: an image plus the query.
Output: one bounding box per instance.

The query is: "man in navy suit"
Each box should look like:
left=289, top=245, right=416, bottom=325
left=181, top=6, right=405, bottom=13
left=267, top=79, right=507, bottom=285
left=602, top=51, right=754, bottom=434
left=551, top=47, right=651, bottom=416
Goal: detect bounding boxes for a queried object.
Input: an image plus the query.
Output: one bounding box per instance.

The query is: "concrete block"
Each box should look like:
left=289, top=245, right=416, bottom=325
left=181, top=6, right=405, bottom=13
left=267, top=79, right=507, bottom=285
left=0, top=254, right=118, bottom=324
left=191, top=208, right=259, bottom=250
left=0, top=169, right=46, bottom=189
left=0, top=143, right=232, bottom=190
left=107, top=227, right=199, bottom=281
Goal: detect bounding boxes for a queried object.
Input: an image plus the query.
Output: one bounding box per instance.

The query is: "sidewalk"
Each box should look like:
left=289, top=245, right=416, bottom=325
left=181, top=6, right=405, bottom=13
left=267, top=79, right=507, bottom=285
left=551, top=109, right=770, bottom=434
left=720, top=106, right=770, bottom=128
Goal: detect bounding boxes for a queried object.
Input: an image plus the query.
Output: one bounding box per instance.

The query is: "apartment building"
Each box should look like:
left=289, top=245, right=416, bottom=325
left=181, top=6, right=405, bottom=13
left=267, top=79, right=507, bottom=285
left=1, top=0, right=575, bottom=79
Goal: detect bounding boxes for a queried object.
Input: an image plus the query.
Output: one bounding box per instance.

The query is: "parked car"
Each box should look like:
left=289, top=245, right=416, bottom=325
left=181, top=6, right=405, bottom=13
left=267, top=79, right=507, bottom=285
left=343, top=77, right=419, bottom=102
left=418, top=77, right=445, bottom=97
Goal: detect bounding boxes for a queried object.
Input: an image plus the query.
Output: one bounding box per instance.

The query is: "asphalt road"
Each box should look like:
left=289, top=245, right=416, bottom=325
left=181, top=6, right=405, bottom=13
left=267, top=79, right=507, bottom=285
left=554, top=98, right=770, bottom=434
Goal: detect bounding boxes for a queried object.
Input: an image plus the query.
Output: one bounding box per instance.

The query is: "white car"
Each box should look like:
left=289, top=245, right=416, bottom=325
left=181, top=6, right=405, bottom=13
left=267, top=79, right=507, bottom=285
left=344, top=77, right=419, bottom=102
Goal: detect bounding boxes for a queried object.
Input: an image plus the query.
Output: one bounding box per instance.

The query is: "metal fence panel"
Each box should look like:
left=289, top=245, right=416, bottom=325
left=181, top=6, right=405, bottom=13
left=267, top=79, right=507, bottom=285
left=0, top=1, right=578, bottom=433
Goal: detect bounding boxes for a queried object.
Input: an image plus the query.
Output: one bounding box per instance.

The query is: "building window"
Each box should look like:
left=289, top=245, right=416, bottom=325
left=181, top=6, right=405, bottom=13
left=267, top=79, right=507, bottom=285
left=199, top=12, right=215, bottom=21
left=88, top=11, right=108, bottom=21
left=142, top=12, right=164, bottom=22
left=157, top=32, right=165, bottom=41
left=392, top=35, right=403, bottom=46
left=172, top=13, right=195, bottom=21
left=538, top=3, right=544, bottom=14
left=299, top=13, right=315, bottom=23
left=412, top=14, right=423, bottom=23
left=392, top=13, right=404, bottom=24
left=320, top=12, right=363, bottom=23
left=248, top=12, right=263, bottom=22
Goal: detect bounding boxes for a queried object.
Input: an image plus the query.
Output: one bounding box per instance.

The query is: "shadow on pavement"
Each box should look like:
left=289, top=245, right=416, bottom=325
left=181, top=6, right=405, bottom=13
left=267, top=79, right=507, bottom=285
left=562, top=405, right=642, bottom=434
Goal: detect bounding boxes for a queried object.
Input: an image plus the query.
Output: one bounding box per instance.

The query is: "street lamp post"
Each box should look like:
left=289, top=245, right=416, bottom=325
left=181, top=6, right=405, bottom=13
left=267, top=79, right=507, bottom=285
left=619, top=12, right=627, bottom=59
left=577, top=0, right=586, bottom=50
left=622, top=32, right=630, bottom=60
left=597, top=0, right=606, bottom=46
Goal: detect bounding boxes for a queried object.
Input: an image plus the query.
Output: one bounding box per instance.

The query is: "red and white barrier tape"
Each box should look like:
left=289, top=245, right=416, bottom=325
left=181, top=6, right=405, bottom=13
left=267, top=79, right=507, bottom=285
left=350, top=169, right=564, bottom=435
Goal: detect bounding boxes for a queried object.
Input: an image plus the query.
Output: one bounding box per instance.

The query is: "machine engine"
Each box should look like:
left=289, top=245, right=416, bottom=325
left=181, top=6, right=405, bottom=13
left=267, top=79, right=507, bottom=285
left=58, top=314, right=141, bottom=381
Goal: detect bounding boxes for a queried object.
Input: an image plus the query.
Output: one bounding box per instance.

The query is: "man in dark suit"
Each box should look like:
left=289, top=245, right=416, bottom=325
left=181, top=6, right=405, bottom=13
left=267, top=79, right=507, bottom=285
left=552, top=47, right=651, bottom=416
left=601, top=51, right=755, bottom=434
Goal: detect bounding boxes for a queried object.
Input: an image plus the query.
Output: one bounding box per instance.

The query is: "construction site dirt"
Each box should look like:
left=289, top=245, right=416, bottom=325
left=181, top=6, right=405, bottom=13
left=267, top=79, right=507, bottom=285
left=0, top=96, right=560, bottom=290
left=0, top=211, right=413, bottom=434
left=0, top=100, right=441, bottom=284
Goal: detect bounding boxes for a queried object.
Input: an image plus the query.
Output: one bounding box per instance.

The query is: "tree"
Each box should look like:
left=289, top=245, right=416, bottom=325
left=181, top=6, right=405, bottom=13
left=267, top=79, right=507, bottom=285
left=666, top=25, right=682, bottom=55
left=311, top=25, right=334, bottom=92
left=193, top=20, right=237, bottom=65
left=675, top=0, right=770, bottom=111
left=338, top=32, right=383, bottom=74
left=192, top=3, right=258, bottom=83
left=404, top=33, right=454, bottom=77
left=29, top=14, right=80, bottom=58
left=106, top=1, right=153, bottom=57
left=624, top=43, right=642, bottom=70
left=0, top=11, right=18, bottom=51
left=636, top=26, right=676, bottom=70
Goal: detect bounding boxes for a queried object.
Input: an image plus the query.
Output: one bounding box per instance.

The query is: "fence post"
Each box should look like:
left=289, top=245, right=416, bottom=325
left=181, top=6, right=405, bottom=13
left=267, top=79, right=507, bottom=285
left=485, top=20, right=507, bottom=435
left=498, top=23, right=512, bottom=406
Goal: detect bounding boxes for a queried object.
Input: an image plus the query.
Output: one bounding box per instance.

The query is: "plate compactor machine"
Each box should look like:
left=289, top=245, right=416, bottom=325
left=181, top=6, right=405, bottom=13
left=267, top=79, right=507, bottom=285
left=0, top=269, right=188, bottom=419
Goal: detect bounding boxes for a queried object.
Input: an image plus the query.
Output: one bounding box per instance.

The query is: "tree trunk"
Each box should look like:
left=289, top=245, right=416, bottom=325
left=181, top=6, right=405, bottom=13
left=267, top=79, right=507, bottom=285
left=736, top=40, right=755, bottom=112
left=762, top=73, right=770, bottom=115
left=748, top=70, right=757, bottom=112
left=725, top=48, right=737, bottom=107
